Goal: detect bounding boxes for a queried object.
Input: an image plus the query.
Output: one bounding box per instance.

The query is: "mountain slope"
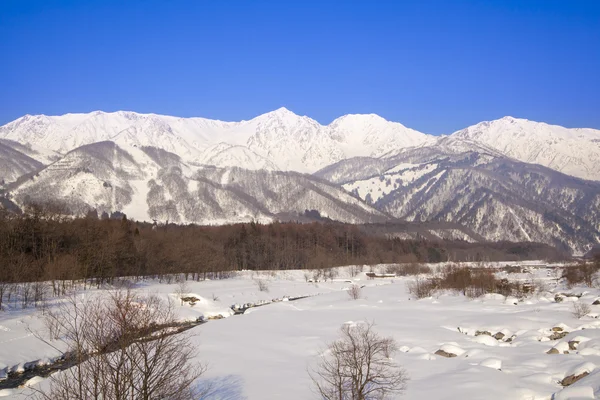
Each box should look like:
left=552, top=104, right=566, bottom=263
left=0, top=139, right=44, bottom=185
left=321, top=141, right=600, bottom=254
left=451, top=117, right=600, bottom=181
left=198, top=143, right=279, bottom=170
left=6, top=141, right=388, bottom=225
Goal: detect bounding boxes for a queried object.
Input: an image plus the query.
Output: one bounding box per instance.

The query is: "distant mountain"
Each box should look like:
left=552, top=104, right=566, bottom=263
left=316, top=138, right=600, bottom=255
left=450, top=116, right=600, bottom=181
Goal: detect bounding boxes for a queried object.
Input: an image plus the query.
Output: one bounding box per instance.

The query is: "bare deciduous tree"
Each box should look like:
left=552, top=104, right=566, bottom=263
left=35, top=289, right=207, bottom=400
left=310, top=322, right=407, bottom=400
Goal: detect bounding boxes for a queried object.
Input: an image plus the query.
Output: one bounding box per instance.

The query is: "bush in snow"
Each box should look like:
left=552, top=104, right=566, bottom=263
left=436, top=265, right=522, bottom=299
left=348, top=284, right=362, bottom=300
left=255, top=278, right=269, bottom=292
left=562, top=261, right=600, bottom=288
left=572, top=302, right=591, bottom=319
left=310, top=322, right=407, bottom=400
left=407, top=277, right=436, bottom=299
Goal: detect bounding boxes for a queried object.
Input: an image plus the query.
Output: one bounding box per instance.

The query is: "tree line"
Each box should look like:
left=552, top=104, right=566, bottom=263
left=0, top=203, right=567, bottom=291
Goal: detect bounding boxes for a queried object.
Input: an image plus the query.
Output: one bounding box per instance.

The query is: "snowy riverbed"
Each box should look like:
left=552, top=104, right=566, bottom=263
left=1, top=263, right=600, bottom=399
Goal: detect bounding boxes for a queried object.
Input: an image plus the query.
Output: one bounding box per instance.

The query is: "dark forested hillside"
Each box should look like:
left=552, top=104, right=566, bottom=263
left=0, top=203, right=567, bottom=287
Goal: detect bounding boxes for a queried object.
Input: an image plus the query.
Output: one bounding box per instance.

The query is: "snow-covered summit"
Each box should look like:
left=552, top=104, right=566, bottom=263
left=328, top=113, right=434, bottom=158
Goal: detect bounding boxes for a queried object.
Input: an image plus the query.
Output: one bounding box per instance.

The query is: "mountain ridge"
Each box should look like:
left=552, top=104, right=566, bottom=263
left=2, top=109, right=599, bottom=180
left=319, top=144, right=600, bottom=255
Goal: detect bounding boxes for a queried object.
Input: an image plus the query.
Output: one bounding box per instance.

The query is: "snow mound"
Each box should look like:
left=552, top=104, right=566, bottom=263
left=479, top=358, right=502, bottom=370
left=552, top=323, right=572, bottom=332
left=565, top=362, right=596, bottom=378
left=473, top=335, right=499, bottom=347
left=520, top=373, right=553, bottom=384
left=578, top=348, right=600, bottom=356
left=407, top=346, right=428, bottom=354
left=24, top=376, right=45, bottom=387
left=570, top=336, right=591, bottom=343
left=550, top=342, right=570, bottom=354
left=438, top=344, right=466, bottom=356
left=553, top=386, right=595, bottom=400
left=464, top=349, right=485, bottom=358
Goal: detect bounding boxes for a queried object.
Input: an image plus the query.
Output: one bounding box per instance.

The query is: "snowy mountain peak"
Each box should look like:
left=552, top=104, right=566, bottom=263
left=330, top=113, right=390, bottom=126
left=273, top=106, right=293, bottom=114
left=254, top=107, right=302, bottom=121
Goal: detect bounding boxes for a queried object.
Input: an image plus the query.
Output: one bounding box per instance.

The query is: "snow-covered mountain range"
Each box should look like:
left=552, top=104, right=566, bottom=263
left=1, top=108, right=599, bottom=254
left=0, top=108, right=433, bottom=174
left=2, top=109, right=598, bottom=179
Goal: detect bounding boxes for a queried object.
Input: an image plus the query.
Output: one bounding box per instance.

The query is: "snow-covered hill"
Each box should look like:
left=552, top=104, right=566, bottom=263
left=450, top=117, right=600, bottom=181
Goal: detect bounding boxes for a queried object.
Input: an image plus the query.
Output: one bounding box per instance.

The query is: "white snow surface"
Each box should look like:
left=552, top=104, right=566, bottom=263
left=2, top=263, right=600, bottom=399
left=342, top=162, right=439, bottom=203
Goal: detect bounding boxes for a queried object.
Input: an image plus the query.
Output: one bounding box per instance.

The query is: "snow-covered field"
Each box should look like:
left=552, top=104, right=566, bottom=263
left=2, top=263, right=600, bottom=399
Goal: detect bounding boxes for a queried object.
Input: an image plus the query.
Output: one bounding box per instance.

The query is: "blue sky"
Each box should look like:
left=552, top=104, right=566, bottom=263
left=1, top=0, right=599, bottom=134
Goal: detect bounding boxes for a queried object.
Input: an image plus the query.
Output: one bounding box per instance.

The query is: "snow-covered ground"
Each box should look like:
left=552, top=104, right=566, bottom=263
left=2, top=263, right=600, bottom=399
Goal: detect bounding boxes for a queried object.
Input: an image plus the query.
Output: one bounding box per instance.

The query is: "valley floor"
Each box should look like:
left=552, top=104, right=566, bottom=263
left=1, top=263, right=600, bottom=399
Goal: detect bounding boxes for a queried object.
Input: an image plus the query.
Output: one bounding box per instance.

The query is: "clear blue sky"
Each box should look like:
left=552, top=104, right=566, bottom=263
left=1, top=0, right=599, bottom=134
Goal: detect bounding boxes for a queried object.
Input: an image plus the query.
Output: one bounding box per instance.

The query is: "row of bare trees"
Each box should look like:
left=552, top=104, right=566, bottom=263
left=0, top=204, right=565, bottom=294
